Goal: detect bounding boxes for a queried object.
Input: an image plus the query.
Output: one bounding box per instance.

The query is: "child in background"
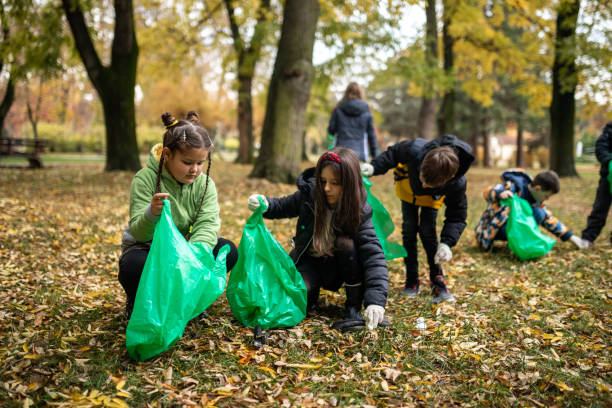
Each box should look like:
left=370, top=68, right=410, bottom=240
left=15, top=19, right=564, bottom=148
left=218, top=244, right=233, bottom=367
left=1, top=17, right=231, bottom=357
left=475, top=169, right=589, bottom=251
left=247, top=147, right=388, bottom=331
left=361, top=135, right=474, bottom=303
left=119, top=111, right=238, bottom=318
left=581, top=122, right=612, bottom=247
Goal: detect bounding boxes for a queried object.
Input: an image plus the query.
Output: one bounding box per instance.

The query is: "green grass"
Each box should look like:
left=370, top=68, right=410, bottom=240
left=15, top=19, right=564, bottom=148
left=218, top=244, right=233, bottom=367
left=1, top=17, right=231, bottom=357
left=0, top=161, right=610, bottom=407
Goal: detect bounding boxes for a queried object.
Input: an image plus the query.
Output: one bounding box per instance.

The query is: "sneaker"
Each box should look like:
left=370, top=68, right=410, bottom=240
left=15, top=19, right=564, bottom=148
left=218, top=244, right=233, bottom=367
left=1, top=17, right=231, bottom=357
left=430, top=288, right=456, bottom=304
left=401, top=286, right=420, bottom=298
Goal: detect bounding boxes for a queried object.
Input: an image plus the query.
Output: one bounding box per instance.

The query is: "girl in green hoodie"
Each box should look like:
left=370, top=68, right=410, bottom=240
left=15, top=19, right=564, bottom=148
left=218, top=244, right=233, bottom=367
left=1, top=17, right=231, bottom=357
left=119, top=111, right=237, bottom=319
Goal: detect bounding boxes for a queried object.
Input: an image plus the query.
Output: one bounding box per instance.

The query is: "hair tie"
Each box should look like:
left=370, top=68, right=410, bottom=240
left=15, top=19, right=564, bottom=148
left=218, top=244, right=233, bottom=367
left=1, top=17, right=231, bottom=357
left=182, top=130, right=186, bottom=142
left=166, top=119, right=178, bottom=128
left=321, top=152, right=341, bottom=164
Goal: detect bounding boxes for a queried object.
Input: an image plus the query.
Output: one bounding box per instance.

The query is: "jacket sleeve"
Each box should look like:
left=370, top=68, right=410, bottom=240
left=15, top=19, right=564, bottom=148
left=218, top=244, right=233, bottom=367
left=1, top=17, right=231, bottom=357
left=263, top=190, right=304, bottom=219
left=188, top=178, right=221, bottom=249
left=366, top=114, right=380, bottom=159
left=440, top=181, right=468, bottom=247
left=327, top=109, right=338, bottom=136
left=356, top=217, right=389, bottom=307
left=536, top=205, right=573, bottom=241
left=128, top=174, right=159, bottom=242
left=483, top=181, right=517, bottom=203
left=371, top=140, right=412, bottom=175
left=595, top=124, right=612, bottom=165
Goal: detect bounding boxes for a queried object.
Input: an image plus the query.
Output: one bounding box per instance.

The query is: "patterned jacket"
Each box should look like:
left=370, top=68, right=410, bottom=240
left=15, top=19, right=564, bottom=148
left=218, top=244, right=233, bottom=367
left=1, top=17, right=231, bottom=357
left=475, top=169, right=573, bottom=250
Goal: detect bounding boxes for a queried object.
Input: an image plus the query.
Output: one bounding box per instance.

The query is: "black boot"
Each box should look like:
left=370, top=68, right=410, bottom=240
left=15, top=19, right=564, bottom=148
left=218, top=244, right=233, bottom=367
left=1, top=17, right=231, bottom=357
left=331, top=283, right=365, bottom=331
left=307, top=286, right=320, bottom=314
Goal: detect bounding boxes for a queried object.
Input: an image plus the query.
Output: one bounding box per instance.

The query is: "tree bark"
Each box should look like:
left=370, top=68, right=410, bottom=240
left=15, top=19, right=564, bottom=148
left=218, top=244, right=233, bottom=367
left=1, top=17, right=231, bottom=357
left=437, top=0, right=455, bottom=135
left=0, top=77, right=14, bottom=135
left=224, top=0, right=271, bottom=164
left=250, top=0, right=319, bottom=183
left=62, top=0, right=140, bottom=171
left=549, top=0, right=580, bottom=177
left=417, top=0, right=438, bottom=140
left=516, top=114, right=525, bottom=167
left=482, top=113, right=491, bottom=167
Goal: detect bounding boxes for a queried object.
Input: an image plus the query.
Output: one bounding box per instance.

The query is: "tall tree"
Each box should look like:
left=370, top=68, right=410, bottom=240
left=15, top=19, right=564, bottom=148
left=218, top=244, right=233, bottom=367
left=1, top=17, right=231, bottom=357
left=251, top=0, right=319, bottom=183
left=437, top=0, right=455, bottom=135
left=62, top=0, right=140, bottom=171
left=0, top=2, right=14, bottom=136
left=549, top=0, right=580, bottom=177
left=224, top=0, right=272, bottom=163
left=417, top=0, right=438, bottom=140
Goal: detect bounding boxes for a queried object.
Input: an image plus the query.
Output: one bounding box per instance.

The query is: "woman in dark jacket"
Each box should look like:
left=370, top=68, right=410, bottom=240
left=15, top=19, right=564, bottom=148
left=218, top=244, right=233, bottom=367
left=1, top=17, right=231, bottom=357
left=582, top=122, right=612, bottom=246
left=247, top=147, right=388, bottom=331
left=328, top=82, right=380, bottom=162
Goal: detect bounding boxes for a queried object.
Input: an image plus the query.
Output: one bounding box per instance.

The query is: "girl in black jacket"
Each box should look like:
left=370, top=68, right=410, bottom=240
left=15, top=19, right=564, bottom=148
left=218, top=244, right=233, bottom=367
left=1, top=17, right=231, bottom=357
left=247, top=147, right=389, bottom=331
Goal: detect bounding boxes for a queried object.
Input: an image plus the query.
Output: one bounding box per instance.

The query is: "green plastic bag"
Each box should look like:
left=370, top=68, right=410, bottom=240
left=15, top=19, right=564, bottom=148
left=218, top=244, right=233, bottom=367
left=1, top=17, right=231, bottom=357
left=226, top=198, right=307, bottom=329
left=327, top=134, right=335, bottom=149
left=363, top=176, right=407, bottom=260
left=608, top=161, right=612, bottom=194
left=501, top=195, right=555, bottom=260
left=126, top=200, right=228, bottom=361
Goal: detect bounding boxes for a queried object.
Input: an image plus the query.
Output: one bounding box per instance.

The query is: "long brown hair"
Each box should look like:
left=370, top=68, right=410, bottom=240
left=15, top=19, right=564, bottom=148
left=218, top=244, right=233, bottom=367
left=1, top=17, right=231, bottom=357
left=340, top=82, right=366, bottom=104
left=157, top=111, right=213, bottom=235
left=312, top=147, right=366, bottom=256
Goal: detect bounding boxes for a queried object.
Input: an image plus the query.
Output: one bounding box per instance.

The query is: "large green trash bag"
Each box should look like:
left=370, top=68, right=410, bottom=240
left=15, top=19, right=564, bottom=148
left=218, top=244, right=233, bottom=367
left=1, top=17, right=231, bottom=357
left=501, top=195, right=555, bottom=260
left=126, top=200, right=229, bottom=361
left=608, top=161, right=612, bottom=194
left=363, top=176, right=407, bottom=260
left=226, top=197, right=307, bottom=329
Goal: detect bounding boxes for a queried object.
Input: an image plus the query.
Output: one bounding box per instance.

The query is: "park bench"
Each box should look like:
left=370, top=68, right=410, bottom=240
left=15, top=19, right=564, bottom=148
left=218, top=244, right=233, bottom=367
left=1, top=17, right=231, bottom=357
left=0, top=137, right=49, bottom=168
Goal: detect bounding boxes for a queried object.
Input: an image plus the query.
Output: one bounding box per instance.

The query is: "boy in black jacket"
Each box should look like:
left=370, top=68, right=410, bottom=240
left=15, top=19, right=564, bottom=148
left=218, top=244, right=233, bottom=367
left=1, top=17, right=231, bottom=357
left=582, top=122, right=612, bottom=246
left=361, top=135, right=474, bottom=303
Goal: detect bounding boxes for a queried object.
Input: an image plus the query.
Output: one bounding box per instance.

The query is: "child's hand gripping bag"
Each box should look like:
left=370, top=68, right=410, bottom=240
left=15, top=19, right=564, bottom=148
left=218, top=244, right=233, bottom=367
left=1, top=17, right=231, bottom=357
left=363, top=176, right=407, bottom=260
left=501, top=195, right=555, bottom=260
left=226, top=197, right=307, bottom=329
left=126, top=200, right=228, bottom=361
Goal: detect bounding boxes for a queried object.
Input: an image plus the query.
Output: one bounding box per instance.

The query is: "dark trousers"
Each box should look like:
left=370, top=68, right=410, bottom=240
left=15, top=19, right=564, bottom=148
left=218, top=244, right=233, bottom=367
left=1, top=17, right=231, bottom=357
left=118, top=237, right=238, bottom=305
left=401, top=201, right=443, bottom=288
left=582, top=174, right=612, bottom=242
left=296, top=236, right=362, bottom=309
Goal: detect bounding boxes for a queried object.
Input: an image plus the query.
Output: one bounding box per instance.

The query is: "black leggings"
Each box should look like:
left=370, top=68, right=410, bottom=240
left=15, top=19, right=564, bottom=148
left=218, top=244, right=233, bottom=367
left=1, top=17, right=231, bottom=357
left=582, top=174, right=611, bottom=242
left=401, top=201, right=443, bottom=288
left=118, top=237, right=238, bottom=305
left=297, top=236, right=362, bottom=307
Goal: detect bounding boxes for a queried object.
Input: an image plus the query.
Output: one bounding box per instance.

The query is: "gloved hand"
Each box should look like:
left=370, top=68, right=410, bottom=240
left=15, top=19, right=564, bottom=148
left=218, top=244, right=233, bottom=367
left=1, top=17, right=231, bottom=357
left=363, top=304, right=385, bottom=330
left=434, top=243, right=452, bottom=264
left=247, top=194, right=268, bottom=212
left=499, top=190, right=514, bottom=200
left=360, top=163, right=374, bottom=177
left=569, top=235, right=591, bottom=249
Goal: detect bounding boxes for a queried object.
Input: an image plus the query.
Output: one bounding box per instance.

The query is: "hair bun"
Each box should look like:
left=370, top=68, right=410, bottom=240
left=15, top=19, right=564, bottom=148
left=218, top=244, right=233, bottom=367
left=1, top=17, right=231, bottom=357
left=161, top=112, right=177, bottom=128
left=186, top=110, right=200, bottom=123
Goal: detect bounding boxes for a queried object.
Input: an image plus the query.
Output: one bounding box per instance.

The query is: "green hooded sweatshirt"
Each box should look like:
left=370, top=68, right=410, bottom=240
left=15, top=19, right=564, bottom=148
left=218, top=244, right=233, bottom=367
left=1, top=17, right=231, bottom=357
left=121, top=143, right=220, bottom=253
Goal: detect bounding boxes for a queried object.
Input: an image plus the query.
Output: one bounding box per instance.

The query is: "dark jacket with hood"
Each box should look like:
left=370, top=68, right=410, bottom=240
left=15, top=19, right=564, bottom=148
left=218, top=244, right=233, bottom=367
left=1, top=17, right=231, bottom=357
left=595, top=122, right=612, bottom=176
left=263, top=168, right=388, bottom=307
left=370, top=135, right=475, bottom=247
left=328, top=99, right=380, bottom=162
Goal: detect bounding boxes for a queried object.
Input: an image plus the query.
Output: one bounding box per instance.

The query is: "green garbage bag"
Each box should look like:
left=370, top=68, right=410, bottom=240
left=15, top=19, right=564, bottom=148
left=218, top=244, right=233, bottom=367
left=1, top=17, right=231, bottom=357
left=363, top=176, right=407, bottom=260
left=501, top=195, right=555, bottom=260
left=126, top=200, right=228, bottom=361
left=608, top=161, right=612, bottom=194
left=226, top=197, right=307, bottom=329
left=327, top=134, right=335, bottom=149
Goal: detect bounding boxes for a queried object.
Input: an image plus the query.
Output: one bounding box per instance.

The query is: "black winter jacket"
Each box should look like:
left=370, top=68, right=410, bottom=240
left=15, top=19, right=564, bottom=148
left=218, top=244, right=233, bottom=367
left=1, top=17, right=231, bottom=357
left=595, top=122, right=612, bottom=176
left=263, top=168, right=389, bottom=307
left=371, top=134, right=475, bottom=247
left=328, top=99, right=380, bottom=162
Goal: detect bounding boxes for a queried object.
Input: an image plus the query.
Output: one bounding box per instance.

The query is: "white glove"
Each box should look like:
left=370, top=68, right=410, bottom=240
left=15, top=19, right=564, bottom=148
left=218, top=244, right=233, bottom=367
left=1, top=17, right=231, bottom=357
left=360, top=163, right=374, bottom=177
left=569, top=235, right=591, bottom=249
left=247, top=194, right=268, bottom=211
left=499, top=190, right=514, bottom=200
left=364, top=304, right=385, bottom=330
left=434, top=243, right=452, bottom=264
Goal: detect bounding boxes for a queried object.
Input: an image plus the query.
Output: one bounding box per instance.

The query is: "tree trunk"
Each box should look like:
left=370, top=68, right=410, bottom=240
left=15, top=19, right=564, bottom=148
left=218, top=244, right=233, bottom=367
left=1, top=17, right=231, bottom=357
left=250, top=0, right=319, bottom=183
left=236, top=73, right=254, bottom=163
left=417, top=0, right=438, bottom=140
left=482, top=114, right=491, bottom=167
left=62, top=0, right=140, bottom=171
left=549, top=0, right=580, bottom=177
left=516, top=115, right=525, bottom=167
left=0, top=77, right=14, bottom=135
left=437, top=0, right=455, bottom=135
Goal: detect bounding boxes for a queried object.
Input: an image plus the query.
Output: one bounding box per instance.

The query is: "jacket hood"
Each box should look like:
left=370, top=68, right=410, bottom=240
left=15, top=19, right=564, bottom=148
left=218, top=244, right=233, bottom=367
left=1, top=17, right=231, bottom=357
left=338, top=99, right=370, bottom=116
left=502, top=169, right=532, bottom=194
left=418, top=134, right=475, bottom=180
left=146, top=143, right=164, bottom=171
